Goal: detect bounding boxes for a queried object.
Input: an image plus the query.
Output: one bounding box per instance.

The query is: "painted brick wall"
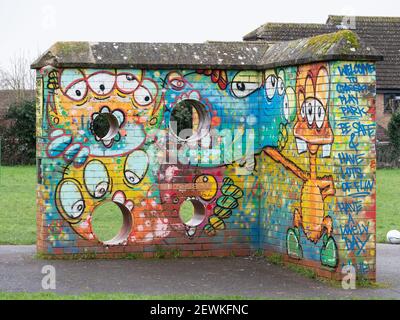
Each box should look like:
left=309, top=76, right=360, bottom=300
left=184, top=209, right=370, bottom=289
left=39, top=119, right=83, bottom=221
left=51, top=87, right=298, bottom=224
left=260, top=61, right=376, bottom=280
left=36, top=61, right=376, bottom=279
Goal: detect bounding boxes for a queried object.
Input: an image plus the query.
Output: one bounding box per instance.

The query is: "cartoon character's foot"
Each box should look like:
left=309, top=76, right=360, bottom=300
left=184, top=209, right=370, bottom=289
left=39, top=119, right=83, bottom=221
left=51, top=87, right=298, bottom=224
left=320, top=234, right=338, bottom=268
left=286, top=227, right=303, bottom=259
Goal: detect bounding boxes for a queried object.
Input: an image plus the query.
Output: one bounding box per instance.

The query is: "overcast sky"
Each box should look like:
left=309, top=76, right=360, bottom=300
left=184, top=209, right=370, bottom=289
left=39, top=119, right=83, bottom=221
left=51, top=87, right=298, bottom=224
left=0, top=0, right=398, bottom=68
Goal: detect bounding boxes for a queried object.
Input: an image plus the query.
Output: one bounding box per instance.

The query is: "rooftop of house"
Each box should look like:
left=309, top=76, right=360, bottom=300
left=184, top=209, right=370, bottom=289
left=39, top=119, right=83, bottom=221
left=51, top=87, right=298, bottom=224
left=0, top=90, right=35, bottom=118
left=31, top=30, right=381, bottom=71
left=243, top=15, right=400, bottom=90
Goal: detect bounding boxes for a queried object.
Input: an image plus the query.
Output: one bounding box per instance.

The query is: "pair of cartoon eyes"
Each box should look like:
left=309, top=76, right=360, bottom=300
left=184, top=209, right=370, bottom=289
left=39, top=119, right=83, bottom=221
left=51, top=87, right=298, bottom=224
left=231, top=75, right=285, bottom=100
left=231, top=76, right=289, bottom=121
left=59, top=179, right=109, bottom=220
left=58, top=155, right=148, bottom=219
left=59, top=172, right=142, bottom=219
left=60, top=71, right=157, bottom=106
left=300, top=99, right=326, bottom=129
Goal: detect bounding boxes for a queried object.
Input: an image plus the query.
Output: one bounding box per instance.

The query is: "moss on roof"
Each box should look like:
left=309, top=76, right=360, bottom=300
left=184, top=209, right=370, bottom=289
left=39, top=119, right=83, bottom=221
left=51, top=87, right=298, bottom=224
left=305, top=30, right=360, bottom=54
left=52, top=42, right=91, bottom=56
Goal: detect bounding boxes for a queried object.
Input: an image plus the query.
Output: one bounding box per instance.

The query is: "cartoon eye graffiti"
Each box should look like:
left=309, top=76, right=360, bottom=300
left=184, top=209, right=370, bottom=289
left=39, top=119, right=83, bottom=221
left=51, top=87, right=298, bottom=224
left=277, top=77, right=285, bottom=96
left=133, top=79, right=158, bottom=107
left=60, top=69, right=88, bottom=101
left=265, top=75, right=277, bottom=100
left=315, top=101, right=325, bottom=129
left=65, top=80, right=88, bottom=101
left=124, top=150, right=149, bottom=185
left=301, top=101, right=306, bottom=119
left=87, top=72, right=115, bottom=95
left=57, top=180, right=85, bottom=219
left=230, top=71, right=260, bottom=98
left=125, top=171, right=141, bottom=185
left=283, top=94, right=290, bottom=121
left=167, top=72, right=186, bottom=91
left=231, top=81, right=260, bottom=98
left=84, top=160, right=110, bottom=199
left=116, top=73, right=140, bottom=93
left=306, top=101, right=314, bottom=126
left=94, top=181, right=109, bottom=198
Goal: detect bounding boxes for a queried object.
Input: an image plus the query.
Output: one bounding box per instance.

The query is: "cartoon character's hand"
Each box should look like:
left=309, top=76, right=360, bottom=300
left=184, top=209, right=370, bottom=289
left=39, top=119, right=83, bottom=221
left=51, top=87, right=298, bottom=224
left=204, top=177, right=243, bottom=236
left=47, top=129, right=89, bottom=167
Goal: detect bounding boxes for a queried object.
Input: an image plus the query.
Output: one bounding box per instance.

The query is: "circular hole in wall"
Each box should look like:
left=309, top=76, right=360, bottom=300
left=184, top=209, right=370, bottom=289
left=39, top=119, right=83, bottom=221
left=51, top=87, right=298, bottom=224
left=92, top=113, right=120, bottom=140
left=170, top=99, right=210, bottom=141
left=179, top=199, right=206, bottom=227
left=91, top=201, right=132, bottom=245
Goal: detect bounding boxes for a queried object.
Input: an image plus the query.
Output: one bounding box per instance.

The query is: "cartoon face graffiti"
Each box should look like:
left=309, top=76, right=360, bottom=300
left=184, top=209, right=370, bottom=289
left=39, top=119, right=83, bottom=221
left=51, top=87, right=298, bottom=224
left=46, top=69, right=162, bottom=166
left=264, top=63, right=338, bottom=268
left=54, top=149, right=170, bottom=244
left=229, top=70, right=296, bottom=151
left=294, top=65, right=333, bottom=157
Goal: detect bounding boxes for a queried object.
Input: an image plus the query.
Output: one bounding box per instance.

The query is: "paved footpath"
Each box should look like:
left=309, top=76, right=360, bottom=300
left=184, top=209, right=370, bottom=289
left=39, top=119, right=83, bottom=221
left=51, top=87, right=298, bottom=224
left=0, top=244, right=399, bottom=299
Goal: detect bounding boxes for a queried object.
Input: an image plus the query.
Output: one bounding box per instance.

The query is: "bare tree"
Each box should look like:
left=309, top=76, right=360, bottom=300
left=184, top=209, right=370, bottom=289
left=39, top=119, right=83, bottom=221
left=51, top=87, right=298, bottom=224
left=0, top=51, right=36, bottom=103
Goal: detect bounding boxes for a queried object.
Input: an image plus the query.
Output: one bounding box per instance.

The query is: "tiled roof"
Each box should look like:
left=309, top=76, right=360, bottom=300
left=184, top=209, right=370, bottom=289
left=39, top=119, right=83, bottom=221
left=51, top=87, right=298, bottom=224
left=31, top=31, right=381, bottom=71
left=244, top=15, right=400, bottom=90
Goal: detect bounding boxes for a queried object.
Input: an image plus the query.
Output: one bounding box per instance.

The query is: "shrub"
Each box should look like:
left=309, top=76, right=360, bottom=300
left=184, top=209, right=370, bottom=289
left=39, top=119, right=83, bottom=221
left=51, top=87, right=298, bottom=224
left=388, top=111, right=400, bottom=151
left=0, top=99, right=36, bottom=165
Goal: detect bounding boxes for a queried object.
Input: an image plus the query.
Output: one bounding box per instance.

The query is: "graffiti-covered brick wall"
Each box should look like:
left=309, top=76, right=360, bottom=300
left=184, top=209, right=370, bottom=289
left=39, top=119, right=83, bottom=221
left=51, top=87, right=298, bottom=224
left=36, top=69, right=263, bottom=258
left=36, top=60, right=376, bottom=279
left=260, top=61, right=376, bottom=280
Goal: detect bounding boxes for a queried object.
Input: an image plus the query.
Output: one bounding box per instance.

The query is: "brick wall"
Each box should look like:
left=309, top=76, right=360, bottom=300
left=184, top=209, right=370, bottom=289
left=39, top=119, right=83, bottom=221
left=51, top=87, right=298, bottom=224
left=36, top=62, right=376, bottom=280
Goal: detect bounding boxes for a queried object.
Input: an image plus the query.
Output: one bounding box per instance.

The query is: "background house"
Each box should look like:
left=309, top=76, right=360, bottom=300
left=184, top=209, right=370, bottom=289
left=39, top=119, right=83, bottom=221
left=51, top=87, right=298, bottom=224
left=0, top=89, right=35, bottom=128
left=244, top=15, right=400, bottom=142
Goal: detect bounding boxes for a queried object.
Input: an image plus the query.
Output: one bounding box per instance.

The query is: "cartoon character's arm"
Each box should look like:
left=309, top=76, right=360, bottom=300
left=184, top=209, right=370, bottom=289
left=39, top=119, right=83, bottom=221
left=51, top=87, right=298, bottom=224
left=317, top=176, right=336, bottom=200
left=264, top=147, right=309, bottom=182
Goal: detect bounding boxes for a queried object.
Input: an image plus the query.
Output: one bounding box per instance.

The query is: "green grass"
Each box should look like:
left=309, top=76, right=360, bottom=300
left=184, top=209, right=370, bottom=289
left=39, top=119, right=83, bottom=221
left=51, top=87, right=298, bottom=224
left=0, top=166, right=398, bottom=244
left=179, top=200, right=194, bottom=224
left=0, top=166, right=36, bottom=244
left=0, top=292, right=250, bottom=300
left=91, top=201, right=123, bottom=242
left=376, top=169, right=400, bottom=243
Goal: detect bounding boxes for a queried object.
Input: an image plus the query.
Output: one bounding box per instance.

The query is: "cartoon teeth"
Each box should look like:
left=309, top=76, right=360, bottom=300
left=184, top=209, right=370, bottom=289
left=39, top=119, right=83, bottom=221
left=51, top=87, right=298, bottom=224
left=295, top=138, right=307, bottom=154
left=112, top=191, right=134, bottom=212
left=322, top=143, right=332, bottom=158
left=175, top=90, right=202, bottom=103
left=295, top=137, right=332, bottom=157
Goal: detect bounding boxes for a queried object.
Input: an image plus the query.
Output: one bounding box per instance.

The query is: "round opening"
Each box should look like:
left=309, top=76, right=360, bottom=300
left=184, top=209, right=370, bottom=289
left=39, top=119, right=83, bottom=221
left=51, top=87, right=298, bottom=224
left=92, top=113, right=120, bottom=140
left=179, top=199, right=206, bottom=227
left=91, top=201, right=132, bottom=245
left=170, top=99, right=210, bottom=141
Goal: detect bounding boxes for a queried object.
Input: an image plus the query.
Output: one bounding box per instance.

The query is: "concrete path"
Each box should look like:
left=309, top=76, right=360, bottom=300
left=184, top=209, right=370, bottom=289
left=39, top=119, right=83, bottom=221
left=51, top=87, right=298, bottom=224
left=0, top=244, right=399, bottom=299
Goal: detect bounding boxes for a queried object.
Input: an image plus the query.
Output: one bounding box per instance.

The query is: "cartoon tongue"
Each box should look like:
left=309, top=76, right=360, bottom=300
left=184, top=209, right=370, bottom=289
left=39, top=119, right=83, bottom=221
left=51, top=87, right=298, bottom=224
left=295, top=138, right=307, bottom=154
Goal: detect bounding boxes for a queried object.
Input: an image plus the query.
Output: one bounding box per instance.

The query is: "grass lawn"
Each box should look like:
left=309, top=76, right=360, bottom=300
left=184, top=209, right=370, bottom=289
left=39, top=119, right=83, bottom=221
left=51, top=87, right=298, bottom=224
left=376, top=169, right=400, bottom=242
left=0, top=292, right=249, bottom=300
left=0, top=166, right=398, bottom=244
left=0, top=166, right=36, bottom=244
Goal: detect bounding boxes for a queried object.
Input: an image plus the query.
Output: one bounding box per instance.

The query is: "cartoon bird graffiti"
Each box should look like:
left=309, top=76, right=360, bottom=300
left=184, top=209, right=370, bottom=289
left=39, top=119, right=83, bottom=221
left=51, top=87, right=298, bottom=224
left=264, top=64, right=338, bottom=268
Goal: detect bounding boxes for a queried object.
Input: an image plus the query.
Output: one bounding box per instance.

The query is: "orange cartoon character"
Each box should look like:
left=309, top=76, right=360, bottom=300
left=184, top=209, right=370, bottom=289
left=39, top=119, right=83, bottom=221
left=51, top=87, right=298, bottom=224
left=265, top=64, right=338, bottom=268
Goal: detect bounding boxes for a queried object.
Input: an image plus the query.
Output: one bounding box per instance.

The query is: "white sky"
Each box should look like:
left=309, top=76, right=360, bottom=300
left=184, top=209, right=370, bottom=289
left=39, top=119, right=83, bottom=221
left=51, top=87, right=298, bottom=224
left=0, top=0, right=399, bottom=68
